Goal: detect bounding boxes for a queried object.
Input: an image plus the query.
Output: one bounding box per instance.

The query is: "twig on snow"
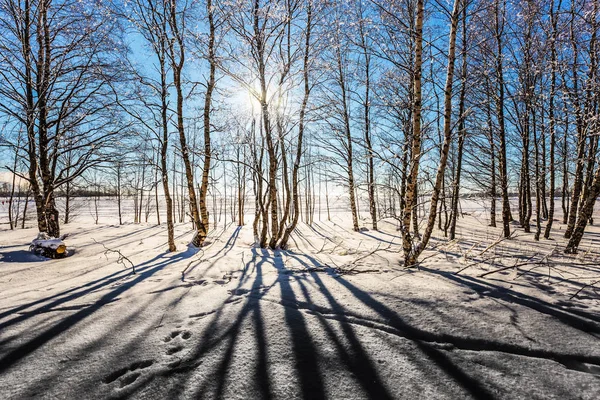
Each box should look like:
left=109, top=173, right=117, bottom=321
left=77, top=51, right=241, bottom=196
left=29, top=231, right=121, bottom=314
left=93, top=238, right=135, bottom=274
left=570, top=280, right=600, bottom=300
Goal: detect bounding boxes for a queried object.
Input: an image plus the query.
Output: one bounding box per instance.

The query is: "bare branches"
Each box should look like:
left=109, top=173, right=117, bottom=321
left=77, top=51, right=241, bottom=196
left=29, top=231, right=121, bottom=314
left=570, top=279, right=600, bottom=300
left=93, top=238, right=135, bottom=274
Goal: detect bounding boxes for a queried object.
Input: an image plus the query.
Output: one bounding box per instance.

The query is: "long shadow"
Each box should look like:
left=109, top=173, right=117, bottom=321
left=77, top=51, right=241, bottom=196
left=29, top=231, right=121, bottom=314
left=292, top=228, right=321, bottom=252
left=328, top=274, right=500, bottom=399
left=111, top=242, right=262, bottom=399
left=203, top=226, right=242, bottom=268
left=312, top=221, right=349, bottom=239
left=420, top=266, right=600, bottom=330
left=184, top=224, right=238, bottom=277
left=359, top=231, right=401, bottom=245
left=184, top=247, right=273, bottom=400
left=330, top=220, right=360, bottom=236
left=369, top=229, right=403, bottom=240
left=0, top=258, right=137, bottom=304
left=215, top=248, right=272, bottom=400
left=307, top=223, right=331, bottom=241
left=0, top=249, right=178, bottom=327
left=290, top=253, right=600, bottom=398
left=0, top=250, right=47, bottom=263
left=284, top=254, right=393, bottom=399
left=0, top=268, right=129, bottom=323
left=149, top=248, right=325, bottom=399
left=100, top=228, right=166, bottom=254
left=16, top=274, right=186, bottom=398
left=96, top=224, right=160, bottom=247
left=118, top=245, right=600, bottom=399
left=332, top=271, right=600, bottom=378
left=514, top=269, right=600, bottom=301
left=134, top=248, right=275, bottom=399
left=0, top=237, right=180, bottom=304
left=287, top=251, right=486, bottom=398
left=272, top=249, right=327, bottom=400
left=222, top=226, right=241, bottom=254
left=0, top=250, right=196, bottom=373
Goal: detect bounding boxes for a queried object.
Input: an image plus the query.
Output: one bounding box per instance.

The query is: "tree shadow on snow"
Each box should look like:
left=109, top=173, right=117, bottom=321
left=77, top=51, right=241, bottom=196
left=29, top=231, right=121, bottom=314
left=153, top=247, right=280, bottom=399
left=118, top=247, right=491, bottom=399
left=286, top=252, right=491, bottom=399
left=0, top=249, right=198, bottom=374
left=116, top=247, right=329, bottom=399
left=20, top=239, right=600, bottom=399
left=287, top=253, right=600, bottom=399
left=419, top=266, right=600, bottom=331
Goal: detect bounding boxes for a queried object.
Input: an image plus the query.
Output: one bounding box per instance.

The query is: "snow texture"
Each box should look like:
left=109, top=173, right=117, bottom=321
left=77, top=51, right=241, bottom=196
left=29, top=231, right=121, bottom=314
left=31, top=233, right=66, bottom=250
left=0, top=200, right=599, bottom=399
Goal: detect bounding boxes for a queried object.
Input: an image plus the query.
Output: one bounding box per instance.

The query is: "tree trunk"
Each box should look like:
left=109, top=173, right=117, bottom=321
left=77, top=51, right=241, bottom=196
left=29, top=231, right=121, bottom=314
left=545, top=0, right=559, bottom=239
left=449, top=6, right=468, bottom=240
left=533, top=109, right=542, bottom=240
left=117, top=163, right=123, bottom=226
left=494, top=0, right=511, bottom=238
left=562, top=111, right=570, bottom=224
left=168, top=0, right=201, bottom=245
left=565, top=2, right=585, bottom=239
left=197, top=0, right=215, bottom=245
left=358, top=10, right=377, bottom=231
left=22, top=187, right=30, bottom=229
left=565, top=164, right=600, bottom=253
left=407, top=0, right=461, bottom=265
left=402, top=0, right=425, bottom=265
left=8, top=143, right=19, bottom=230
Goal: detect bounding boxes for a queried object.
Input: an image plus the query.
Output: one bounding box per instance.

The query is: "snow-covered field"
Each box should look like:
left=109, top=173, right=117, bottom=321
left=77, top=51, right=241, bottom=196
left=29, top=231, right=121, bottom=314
left=1, top=199, right=600, bottom=399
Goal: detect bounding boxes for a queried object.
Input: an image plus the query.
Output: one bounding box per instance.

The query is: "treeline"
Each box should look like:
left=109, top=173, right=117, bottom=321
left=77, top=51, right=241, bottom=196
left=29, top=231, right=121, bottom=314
left=1, top=0, right=599, bottom=265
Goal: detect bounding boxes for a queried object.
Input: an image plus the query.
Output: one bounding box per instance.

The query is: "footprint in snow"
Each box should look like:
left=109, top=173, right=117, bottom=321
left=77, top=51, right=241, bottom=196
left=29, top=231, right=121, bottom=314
left=163, top=329, right=192, bottom=343
left=102, top=359, right=154, bottom=388
left=166, top=345, right=183, bottom=355
left=119, top=372, right=141, bottom=388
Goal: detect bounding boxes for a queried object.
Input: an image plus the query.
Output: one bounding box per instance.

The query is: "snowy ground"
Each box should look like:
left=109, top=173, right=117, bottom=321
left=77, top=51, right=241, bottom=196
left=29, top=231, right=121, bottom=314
left=1, top=199, right=600, bottom=399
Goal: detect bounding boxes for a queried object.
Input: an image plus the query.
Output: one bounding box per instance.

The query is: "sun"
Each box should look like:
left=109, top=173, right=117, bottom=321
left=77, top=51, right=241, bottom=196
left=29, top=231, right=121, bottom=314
left=228, top=79, right=275, bottom=117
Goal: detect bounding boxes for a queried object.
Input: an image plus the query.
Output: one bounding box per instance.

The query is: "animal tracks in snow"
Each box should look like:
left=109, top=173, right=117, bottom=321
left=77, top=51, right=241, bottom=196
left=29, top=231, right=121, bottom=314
left=102, top=328, right=198, bottom=390
left=163, top=329, right=192, bottom=343
left=102, top=359, right=154, bottom=388
left=163, top=329, right=192, bottom=356
left=166, top=345, right=183, bottom=355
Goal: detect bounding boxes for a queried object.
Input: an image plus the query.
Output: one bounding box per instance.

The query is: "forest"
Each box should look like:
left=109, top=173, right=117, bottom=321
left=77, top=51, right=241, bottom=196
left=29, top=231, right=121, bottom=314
left=1, top=0, right=600, bottom=399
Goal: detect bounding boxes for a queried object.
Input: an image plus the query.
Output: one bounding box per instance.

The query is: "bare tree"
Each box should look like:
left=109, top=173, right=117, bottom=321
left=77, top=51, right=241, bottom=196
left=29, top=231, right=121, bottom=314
left=166, top=0, right=201, bottom=244
left=0, top=0, right=127, bottom=237
left=403, top=0, right=463, bottom=265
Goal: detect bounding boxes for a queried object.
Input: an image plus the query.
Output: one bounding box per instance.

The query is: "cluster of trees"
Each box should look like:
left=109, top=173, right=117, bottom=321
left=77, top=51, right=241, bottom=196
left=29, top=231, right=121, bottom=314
left=0, top=0, right=128, bottom=238
left=1, top=0, right=599, bottom=266
left=0, top=178, right=30, bottom=229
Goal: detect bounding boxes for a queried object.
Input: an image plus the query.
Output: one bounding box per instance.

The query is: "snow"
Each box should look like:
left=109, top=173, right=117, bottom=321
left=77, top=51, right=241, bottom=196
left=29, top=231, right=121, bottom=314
left=1, top=200, right=600, bottom=399
left=31, top=233, right=66, bottom=249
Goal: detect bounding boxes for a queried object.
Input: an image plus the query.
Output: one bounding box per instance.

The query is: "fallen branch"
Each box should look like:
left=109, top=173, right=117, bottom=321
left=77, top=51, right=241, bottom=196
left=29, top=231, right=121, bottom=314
left=342, top=239, right=401, bottom=273
left=476, top=236, right=507, bottom=258
left=349, top=242, right=383, bottom=266
left=570, top=280, right=600, bottom=300
left=478, top=257, right=542, bottom=278
left=454, top=254, right=498, bottom=275
left=93, top=239, right=135, bottom=274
